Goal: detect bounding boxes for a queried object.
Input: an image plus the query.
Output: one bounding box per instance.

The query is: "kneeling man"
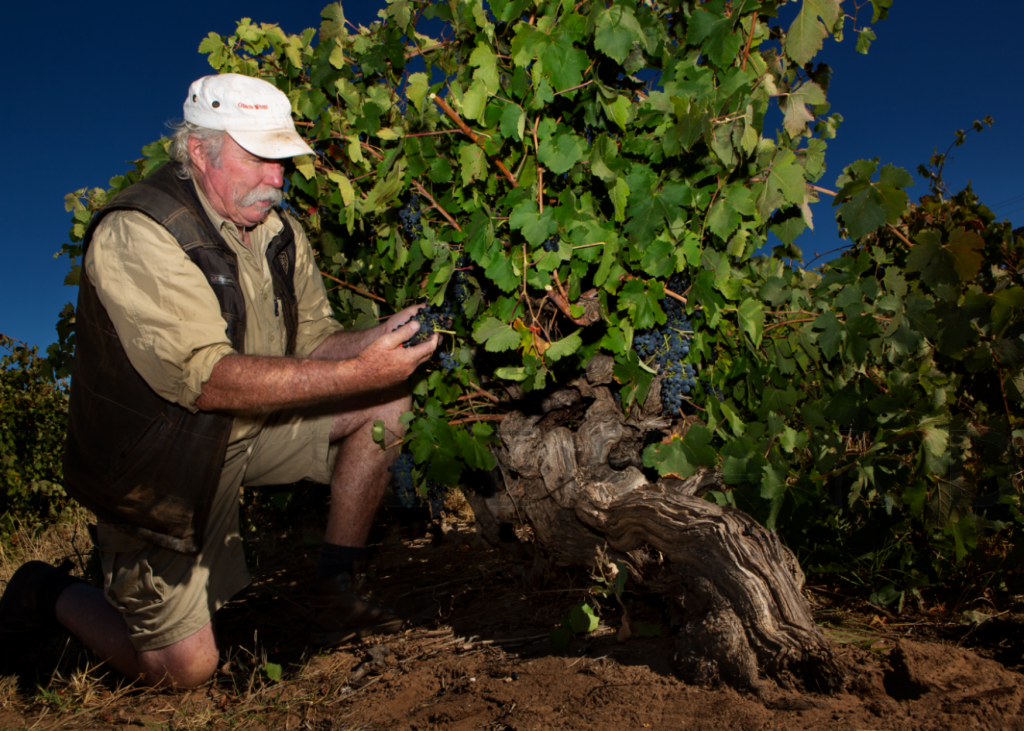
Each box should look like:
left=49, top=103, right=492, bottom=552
left=0, top=73, right=436, bottom=687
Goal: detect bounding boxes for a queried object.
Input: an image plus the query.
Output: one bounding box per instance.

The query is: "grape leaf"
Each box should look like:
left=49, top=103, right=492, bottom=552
left=642, top=426, right=717, bottom=478
left=780, top=81, right=827, bottom=137
left=545, top=331, right=582, bottom=362
left=595, top=5, right=645, bottom=64
left=459, top=144, right=488, bottom=186
left=786, top=0, right=841, bottom=66
left=690, top=271, right=726, bottom=327
left=473, top=317, right=520, bottom=352
left=469, top=42, right=500, bottom=94
left=539, top=134, right=585, bottom=175
left=510, top=200, right=558, bottom=246
left=738, top=298, right=765, bottom=347
left=906, top=227, right=984, bottom=286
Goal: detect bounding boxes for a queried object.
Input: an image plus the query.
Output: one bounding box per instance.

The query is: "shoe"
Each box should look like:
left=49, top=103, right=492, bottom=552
left=0, top=560, right=82, bottom=662
left=308, top=572, right=405, bottom=646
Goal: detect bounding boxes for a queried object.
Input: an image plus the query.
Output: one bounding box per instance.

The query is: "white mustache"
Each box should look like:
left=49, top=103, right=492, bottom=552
left=238, top=186, right=283, bottom=208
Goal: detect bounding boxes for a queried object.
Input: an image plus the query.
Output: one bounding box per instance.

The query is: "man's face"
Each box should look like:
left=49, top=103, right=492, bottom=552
left=193, top=134, right=285, bottom=230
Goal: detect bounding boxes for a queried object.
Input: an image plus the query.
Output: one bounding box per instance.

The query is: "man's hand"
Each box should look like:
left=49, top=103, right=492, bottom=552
left=355, top=317, right=438, bottom=385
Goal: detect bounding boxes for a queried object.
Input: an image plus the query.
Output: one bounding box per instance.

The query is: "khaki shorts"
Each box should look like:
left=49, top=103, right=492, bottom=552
left=95, top=407, right=338, bottom=652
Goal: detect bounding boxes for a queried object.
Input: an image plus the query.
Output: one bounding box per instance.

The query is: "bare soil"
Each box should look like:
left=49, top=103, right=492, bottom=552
left=1, top=497, right=1023, bottom=731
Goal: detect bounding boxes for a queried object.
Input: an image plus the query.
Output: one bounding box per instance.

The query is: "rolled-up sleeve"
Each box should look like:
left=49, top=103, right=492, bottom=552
left=86, top=211, right=237, bottom=412
left=286, top=214, right=345, bottom=358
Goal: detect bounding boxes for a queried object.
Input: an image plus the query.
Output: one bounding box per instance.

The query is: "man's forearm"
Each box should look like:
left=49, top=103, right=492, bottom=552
left=195, top=354, right=371, bottom=413
left=194, top=317, right=436, bottom=414
left=309, top=326, right=383, bottom=361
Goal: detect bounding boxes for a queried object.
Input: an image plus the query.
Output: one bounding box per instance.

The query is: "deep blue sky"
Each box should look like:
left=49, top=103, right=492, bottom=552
left=4, top=1, right=1021, bottom=351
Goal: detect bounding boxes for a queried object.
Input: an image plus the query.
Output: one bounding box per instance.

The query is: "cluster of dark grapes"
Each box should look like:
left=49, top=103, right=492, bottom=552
left=388, top=453, right=417, bottom=508
left=438, top=351, right=460, bottom=372
left=453, top=255, right=472, bottom=311
left=542, top=237, right=559, bottom=253
left=634, top=277, right=698, bottom=417
left=397, top=195, right=423, bottom=241
left=426, top=480, right=447, bottom=517
left=399, top=303, right=454, bottom=347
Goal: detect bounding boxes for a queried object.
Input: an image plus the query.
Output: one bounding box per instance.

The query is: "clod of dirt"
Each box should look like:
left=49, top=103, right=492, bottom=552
left=885, top=639, right=1023, bottom=701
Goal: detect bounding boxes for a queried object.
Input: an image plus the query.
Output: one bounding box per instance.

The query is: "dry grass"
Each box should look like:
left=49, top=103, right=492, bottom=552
left=0, top=514, right=94, bottom=584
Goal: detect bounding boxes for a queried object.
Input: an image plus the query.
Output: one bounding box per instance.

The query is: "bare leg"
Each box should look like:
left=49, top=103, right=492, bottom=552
left=55, top=584, right=218, bottom=688
left=324, top=386, right=411, bottom=547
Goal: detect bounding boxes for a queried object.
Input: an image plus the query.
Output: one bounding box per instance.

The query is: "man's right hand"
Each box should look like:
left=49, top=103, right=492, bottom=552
left=354, top=317, right=438, bottom=388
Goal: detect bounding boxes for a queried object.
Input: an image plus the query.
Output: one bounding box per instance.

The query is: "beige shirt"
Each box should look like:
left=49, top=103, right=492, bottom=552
left=86, top=178, right=344, bottom=443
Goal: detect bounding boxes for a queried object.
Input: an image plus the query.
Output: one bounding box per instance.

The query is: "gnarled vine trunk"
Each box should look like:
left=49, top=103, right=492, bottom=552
left=463, top=355, right=844, bottom=695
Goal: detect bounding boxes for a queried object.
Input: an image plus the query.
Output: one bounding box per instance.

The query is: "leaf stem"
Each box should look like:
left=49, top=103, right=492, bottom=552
left=449, top=414, right=506, bottom=426
left=429, top=93, right=518, bottom=186
left=319, top=271, right=387, bottom=303
left=740, top=14, right=757, bottom=72
left=411, top=179, right=463, bottom=232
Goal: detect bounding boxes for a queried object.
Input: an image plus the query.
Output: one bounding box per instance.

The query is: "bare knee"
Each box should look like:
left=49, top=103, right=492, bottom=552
left=137, top=623, right=218, bottom=688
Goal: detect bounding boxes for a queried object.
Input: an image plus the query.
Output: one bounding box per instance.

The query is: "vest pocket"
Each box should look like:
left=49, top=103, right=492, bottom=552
left=108, top=414, right=173, bottom=495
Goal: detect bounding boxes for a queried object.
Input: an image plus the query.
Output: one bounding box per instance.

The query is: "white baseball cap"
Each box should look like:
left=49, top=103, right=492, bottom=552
left=183, top=74, right=315, bottom=159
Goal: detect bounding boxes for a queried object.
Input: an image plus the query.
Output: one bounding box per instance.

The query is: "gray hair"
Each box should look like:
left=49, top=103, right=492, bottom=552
left=169, top=121, right=227, bottom=179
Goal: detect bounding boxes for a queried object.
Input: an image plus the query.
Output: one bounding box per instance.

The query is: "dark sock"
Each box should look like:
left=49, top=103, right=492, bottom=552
left=317, top=544, right=369, bottom=581
left=40, top=560, right=86, bottom=628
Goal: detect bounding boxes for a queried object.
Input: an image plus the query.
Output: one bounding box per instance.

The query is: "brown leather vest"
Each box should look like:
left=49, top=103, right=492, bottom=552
left=63, top=164, right=298, bottom=553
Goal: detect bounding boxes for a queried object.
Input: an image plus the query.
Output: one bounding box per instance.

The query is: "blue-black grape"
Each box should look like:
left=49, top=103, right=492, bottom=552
left=426, top=480, right=447, bottom=517
left=438, top=351, right=460, bottom=372
left=397, top=304, right=454, bottom=347
left=542, top=237, right=559, bottom=253
left=632, top=281, right=700, bottom=417
left=388, top=453, right=417, bottom=508
left=397, top=195, right=423, bottom=241
left=452, top=255, right=473, bottom=312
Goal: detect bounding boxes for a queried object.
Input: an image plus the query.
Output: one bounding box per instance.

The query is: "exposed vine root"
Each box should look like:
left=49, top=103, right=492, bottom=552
left=464, top=359, right=845, bottom=694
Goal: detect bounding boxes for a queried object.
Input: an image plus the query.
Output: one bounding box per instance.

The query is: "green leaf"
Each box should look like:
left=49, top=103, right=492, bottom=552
left=610, top=177, right=630, bottom=223
left=510, top=200, right=558, bottom=246
left=686, top=2, right=743, bottom=68
left=642, top=425, right=716, bottom=478
left=500, top=103, right=526, bottom=142
left=780, top=82, right=827, bottom=137
left=623, top=169, right=688, bottom=242
left=551, top=626, right=574, bottom=649
left=263, top=662, right=283, bottom=682
left=766, top=149, right=806, bottom=208
left=738, top=298, right=764, bottom=347
left=595, top=5, right=645, bottom=64
left=855, top=27, right=877, bottom=54
left=760, top=464, right=788, bottom=530
left=640, top=238, right=675, bottom=278
left=494, top=366, right=529, bottom=381
left=591, top=135, right=627, bottom=182
left=813, top=310, right=844, bottom=359
left=690, top=271, right=726, bottom=327
left=469, top=42, right=500, bottom=95
left=786, top=0, right=842, bottom=66
left=545, top=331, right=582, bottom=362
left=539, top=134, right=585, bottom=175
left=906, top=227, right=984, bottom=286
left=459, top=144, right=488, bottom=186
left=473, top=317, right=520, bottom=352
left=947, top=514, right=977, bottom=562
left=407, top=72, right=430, bottom=113
left=462, top=79, right=489, bottom=122
left=567, top=602, right=600, bottom=634
left=617, top=279, right=665, bottom=330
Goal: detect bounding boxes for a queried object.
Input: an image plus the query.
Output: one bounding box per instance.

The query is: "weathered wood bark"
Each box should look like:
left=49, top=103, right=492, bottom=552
left=464, top=356, right=845, bottom=694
